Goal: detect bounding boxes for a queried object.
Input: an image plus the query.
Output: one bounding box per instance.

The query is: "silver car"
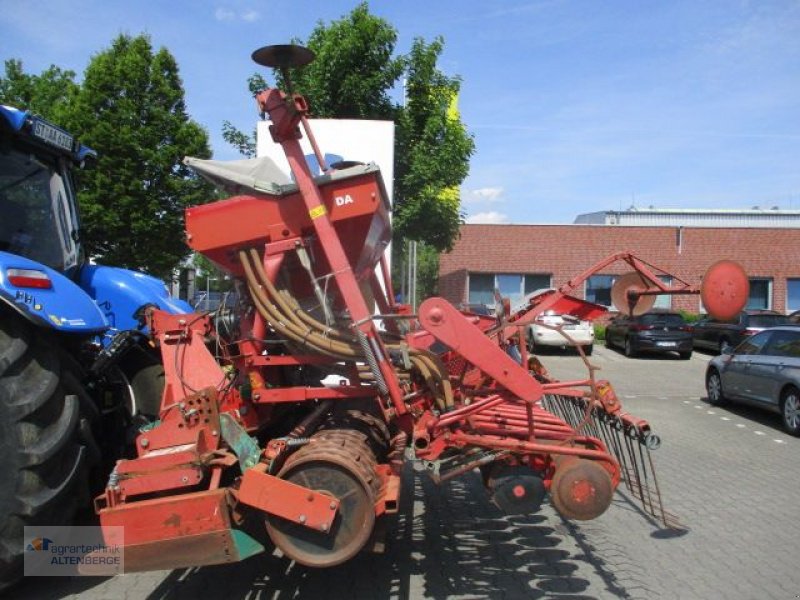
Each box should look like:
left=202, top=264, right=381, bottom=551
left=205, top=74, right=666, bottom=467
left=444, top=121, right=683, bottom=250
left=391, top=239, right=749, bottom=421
left=706, top=326, right=800, bottom=436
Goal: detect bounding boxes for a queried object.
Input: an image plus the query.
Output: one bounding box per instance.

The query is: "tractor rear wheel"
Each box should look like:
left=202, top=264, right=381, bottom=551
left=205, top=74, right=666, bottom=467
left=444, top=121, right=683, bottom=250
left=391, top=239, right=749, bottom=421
left=0, top=315, right=89, bottom=590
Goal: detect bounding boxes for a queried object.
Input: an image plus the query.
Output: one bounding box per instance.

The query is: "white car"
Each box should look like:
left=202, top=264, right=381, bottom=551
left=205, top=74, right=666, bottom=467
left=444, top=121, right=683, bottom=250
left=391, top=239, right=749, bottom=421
left=527, top=310, right=595, bottom=355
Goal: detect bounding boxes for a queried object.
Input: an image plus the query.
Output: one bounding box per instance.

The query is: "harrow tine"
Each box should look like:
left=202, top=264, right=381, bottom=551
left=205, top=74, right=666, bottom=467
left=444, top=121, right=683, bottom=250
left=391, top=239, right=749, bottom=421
left=618, top=426, right=683, bottom=530
left=542, top=394, right=681, bottom=529
left=636, top=430, right=656, bottom=515
left=610, top=418, right=633, bottom=492
left=596, top=414, right=616, bottom=464
left=645, top=442, right=668, bottom=526
left=641, top=435, right=683, bottom=529
left=624, top=426, right=647, bottom=511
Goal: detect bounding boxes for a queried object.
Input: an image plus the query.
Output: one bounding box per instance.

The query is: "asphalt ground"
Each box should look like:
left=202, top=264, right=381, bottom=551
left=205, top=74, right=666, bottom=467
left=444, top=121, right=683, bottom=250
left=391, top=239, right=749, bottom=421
left=9, top=344, right=800, bottom=599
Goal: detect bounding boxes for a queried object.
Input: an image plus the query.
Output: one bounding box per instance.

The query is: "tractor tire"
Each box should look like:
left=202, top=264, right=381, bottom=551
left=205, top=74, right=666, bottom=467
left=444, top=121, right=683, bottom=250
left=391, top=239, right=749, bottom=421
left=118, top=349, right=165, bottom=419
left=0, top=315, right=89, bottom=591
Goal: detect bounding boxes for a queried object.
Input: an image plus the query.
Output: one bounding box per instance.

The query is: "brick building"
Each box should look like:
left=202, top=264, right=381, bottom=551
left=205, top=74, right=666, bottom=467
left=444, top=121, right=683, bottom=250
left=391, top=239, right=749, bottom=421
left=438, top=223, right=800, bottom=315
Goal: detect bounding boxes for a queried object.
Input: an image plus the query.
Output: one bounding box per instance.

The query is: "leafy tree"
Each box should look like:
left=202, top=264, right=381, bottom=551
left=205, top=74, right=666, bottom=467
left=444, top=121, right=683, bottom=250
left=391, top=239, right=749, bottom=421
left=223, top=4, right=474, bottom=298
left=220, top=74, right=268, bottom=158
left=221, top=121, right=256, bottom=158
left=65, top=35, right=212, bottom=278
left=276, top=3, right=404, bottom=119
left=223, top=4, right=402, bottom=151
left=393, top=37, right=474, bottom=252
left=415, top=241, right=441, bottom=300
left=192, top=253, right=234, bottom=293
left=0, top=59, right=78, bottom=123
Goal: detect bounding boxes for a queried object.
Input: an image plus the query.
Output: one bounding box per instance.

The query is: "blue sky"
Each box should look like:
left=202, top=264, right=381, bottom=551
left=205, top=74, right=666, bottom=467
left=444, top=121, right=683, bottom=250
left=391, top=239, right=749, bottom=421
left=2, top=1, right=799, bottom=224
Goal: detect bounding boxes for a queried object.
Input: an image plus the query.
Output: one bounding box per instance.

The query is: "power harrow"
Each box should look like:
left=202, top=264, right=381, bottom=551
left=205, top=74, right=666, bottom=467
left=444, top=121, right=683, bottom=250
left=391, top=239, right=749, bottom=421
left=90, top=45, right=749, bottom=571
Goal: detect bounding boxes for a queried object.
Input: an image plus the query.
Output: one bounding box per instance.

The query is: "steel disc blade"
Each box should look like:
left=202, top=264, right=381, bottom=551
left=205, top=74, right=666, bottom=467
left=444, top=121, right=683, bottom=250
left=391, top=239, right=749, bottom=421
left=611, top=272, right=657, bottom=316
left=701, top=260, right=749, bottom=321
left=252, top=44, right=315, bottom=68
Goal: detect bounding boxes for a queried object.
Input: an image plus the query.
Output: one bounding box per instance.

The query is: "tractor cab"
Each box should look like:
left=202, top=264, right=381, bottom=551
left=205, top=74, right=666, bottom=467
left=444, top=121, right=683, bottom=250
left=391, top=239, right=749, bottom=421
left=0, top=106, right=93, bottom=278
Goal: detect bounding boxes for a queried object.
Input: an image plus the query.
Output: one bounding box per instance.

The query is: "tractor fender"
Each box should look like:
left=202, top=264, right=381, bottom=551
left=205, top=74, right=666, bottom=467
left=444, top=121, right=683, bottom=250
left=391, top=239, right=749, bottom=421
left=78, top=265, right=192, bottom=332
left=0, top=251, right=108, bottom=333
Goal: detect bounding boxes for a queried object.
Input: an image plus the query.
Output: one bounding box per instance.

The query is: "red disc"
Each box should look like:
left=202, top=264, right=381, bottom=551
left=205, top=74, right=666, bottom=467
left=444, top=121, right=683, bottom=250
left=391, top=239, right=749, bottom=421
left=610, top=272, right=657, bottom=316
left=701, top=260, right=749, bottom=321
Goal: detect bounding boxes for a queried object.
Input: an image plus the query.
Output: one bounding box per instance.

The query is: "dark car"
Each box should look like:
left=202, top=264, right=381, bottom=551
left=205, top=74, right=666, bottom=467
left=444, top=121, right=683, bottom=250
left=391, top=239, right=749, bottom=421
left=605, top=310, right=693, bottom=359
left=692, top=310, right=789, bottom=354
left=459, top=303, right=494, bottom=317
left=706, top=326, right=800, bottom=436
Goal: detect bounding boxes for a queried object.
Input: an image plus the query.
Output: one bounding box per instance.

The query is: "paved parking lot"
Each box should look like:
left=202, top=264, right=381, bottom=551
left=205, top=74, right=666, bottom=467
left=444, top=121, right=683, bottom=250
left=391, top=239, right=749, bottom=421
left=10, top=344, right=800, bottom=599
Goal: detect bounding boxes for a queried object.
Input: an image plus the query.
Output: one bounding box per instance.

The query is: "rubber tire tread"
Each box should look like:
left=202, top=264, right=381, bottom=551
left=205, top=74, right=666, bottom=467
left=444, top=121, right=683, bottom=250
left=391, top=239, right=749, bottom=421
left=0, top=316, right=87, bottom=591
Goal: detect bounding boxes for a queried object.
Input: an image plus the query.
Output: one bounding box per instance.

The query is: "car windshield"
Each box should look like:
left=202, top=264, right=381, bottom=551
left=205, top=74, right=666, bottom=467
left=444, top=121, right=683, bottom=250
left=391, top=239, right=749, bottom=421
left=0, top=146, right=71, bottom=270
left=639, top=314, right=685, bottom=327
left=747, top=314, right=789, bottom=328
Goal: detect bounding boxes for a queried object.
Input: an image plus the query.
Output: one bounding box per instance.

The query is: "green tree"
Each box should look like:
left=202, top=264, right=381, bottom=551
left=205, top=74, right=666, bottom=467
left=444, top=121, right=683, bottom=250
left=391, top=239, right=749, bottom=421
left=223, top=4, right=403, bottom=151
left=415, top=241, right=441, bottom=300
left=220, top=74, right=267, bottom=158
left=223, top=5, right=474, bottom=299
left=393, top=37, right=474, bottom=252
left=0, top=59, right=79, bottom=123
left=65, top=34, right=212, bottom=278
left=277, top=3, right=404, bottom=119
left=192, top=253, right=234, bottom=293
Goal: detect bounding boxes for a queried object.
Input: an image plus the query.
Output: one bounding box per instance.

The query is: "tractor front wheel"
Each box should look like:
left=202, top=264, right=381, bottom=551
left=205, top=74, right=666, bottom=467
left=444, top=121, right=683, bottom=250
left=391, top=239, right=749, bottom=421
left=0, top=315, right=90, bottom=591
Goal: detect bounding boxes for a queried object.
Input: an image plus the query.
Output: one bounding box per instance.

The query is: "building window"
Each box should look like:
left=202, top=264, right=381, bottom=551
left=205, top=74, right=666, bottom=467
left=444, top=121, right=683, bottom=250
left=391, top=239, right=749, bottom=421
left=787, top=279, right=800, bottom=312
left=467, top=273, right=494, bottom=306
left=747, top=278, right=772, bottom=310
left=586, top=274, right=671, bottom=310
left=524, top=274, right=552, bottom=294
left=496, top=274, right=523, bottom=303
left=468, top=273, right=552, bottom=306
left=585, top=275, right=616, bottom=307
left=653, top=276, right=672, bottom=309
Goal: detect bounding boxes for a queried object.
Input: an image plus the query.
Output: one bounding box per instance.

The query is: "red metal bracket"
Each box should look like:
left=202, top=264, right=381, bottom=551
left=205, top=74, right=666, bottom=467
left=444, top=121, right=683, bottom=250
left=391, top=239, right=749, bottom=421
left=418, top=297, right=543, bottom=402
left=96, top=489, right=248, bottom=572
left=238, top=465, right=339, bottom=532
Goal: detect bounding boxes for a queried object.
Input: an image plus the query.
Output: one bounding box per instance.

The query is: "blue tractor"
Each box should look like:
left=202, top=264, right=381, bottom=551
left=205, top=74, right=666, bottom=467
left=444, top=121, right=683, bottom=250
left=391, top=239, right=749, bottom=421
left=0, top=105, right=192, bottom=587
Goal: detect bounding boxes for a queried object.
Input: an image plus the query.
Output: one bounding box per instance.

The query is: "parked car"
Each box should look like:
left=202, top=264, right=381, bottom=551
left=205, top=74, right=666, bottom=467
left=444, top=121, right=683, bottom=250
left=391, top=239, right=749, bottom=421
left=706, top=326, right=800, bottom=435
left=459, top=302, right=494, bottom=317
left=692, top=310, right=789, bottom=354
left=605, top=310, right=693, bottom=359
left=527, top=310, right=594, bottom=355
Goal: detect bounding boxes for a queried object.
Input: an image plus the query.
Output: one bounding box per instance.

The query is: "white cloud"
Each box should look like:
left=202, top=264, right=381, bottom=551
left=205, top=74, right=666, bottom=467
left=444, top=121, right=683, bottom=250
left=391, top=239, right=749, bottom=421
left=466, top=211, right=510, bottom=224
left=463, top=186, right=505, bottom=204
left=214, top=7, right=236, bottom=21
left=214, top=6, right=259, bottom=22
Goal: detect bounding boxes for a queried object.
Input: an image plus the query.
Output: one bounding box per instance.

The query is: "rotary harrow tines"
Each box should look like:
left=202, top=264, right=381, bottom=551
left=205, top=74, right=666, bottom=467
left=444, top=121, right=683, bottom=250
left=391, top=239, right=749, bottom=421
left=541, top=394, right=682, bottom=530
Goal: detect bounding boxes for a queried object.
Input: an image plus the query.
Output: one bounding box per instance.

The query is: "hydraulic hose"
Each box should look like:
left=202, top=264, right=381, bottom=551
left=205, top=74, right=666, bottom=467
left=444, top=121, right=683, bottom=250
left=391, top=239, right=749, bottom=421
left=240, top=248, right=454, bottom=410
left=248, top=249, right=357, bottom=352
left=240, top=251, right=353, bottom=358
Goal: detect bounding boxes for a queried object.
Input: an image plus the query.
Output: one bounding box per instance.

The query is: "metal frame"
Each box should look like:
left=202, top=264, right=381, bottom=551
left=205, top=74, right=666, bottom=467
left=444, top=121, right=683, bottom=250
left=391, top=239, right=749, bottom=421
left=93, top=64, right=689, bottom=573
